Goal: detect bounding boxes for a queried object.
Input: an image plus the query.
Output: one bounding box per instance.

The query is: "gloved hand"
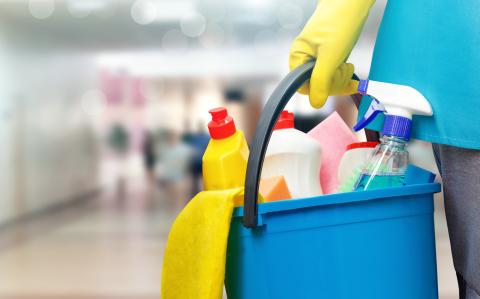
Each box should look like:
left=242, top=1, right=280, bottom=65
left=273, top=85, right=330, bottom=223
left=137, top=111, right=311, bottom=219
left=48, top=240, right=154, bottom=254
left=289, top=0, right=375, bottom=108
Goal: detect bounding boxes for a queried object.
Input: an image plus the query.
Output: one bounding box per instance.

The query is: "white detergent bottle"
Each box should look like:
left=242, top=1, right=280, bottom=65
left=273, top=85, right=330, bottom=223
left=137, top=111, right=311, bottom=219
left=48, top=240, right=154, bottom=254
left=261, top=110, right=323, bottom=198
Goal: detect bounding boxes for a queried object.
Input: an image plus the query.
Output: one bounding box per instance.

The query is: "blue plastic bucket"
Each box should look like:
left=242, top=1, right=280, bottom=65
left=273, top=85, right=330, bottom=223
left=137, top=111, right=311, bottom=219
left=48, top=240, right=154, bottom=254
left=226, top=183, right=440, bottom=299
left=226, top=62, right=441, bottom=298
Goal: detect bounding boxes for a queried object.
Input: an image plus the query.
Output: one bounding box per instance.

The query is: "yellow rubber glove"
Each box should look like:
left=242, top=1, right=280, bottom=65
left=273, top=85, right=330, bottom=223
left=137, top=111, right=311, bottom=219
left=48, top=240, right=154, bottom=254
left=289, top=0, right=375, bottom=108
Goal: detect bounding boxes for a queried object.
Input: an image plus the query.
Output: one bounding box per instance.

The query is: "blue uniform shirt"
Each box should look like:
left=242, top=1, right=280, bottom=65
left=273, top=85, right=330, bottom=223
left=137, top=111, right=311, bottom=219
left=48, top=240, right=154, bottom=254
left=359, top=0, right=480, bottom=149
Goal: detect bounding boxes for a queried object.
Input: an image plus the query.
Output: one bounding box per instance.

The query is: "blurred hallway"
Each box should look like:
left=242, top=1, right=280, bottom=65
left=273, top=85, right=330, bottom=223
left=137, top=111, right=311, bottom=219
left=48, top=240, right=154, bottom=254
left=0, top=174, right=182, bottom=299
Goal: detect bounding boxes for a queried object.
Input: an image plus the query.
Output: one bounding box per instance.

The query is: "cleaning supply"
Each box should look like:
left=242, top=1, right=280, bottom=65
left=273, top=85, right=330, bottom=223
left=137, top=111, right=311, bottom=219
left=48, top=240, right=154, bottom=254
left=259, top=176, right=292, bottom=202
left=162, top=108, right=260, bottom=299
left=337, top=141, right=378, bottom=192
left=231, top=61, right=440, bottom=297
left=162, top=187, right=243, bottom=299
left=261, top=110, right=322, bottom=198
left=289, top=0, right=375, bottom=108
left=353, top=80, right=433, bottom=190
left=203, top=107, right=249, bottom=191
left=341, top=163, right=435, bottom=191
left=308, top=111, right=357, bottom=194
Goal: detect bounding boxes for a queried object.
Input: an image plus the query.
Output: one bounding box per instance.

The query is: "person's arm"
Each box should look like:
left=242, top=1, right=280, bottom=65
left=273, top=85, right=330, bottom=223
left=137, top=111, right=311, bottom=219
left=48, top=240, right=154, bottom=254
left=289, top=0, right=375, bottom=108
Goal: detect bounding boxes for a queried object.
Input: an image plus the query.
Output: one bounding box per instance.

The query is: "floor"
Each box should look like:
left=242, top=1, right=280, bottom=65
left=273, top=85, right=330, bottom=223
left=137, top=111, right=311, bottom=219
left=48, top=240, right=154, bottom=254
left=0, top=177, right=175, bottom=299
left=0, top=179, right=459, bottom=299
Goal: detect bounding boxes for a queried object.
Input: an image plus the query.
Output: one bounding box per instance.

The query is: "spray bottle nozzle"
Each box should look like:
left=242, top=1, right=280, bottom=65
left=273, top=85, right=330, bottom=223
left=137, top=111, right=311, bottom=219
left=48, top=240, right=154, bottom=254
left=353, top=98, right=386, bottom=132
left=353, top=78, right=433, bottom=141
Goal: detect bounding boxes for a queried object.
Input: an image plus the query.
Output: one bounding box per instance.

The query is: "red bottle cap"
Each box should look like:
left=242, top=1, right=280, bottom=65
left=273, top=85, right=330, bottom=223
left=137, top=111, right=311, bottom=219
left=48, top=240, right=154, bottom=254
left=346, top=141, right=379, bottom=151
left=208, top=107, right=237, bottom=139
left=274, top=110, right=294, bottom=130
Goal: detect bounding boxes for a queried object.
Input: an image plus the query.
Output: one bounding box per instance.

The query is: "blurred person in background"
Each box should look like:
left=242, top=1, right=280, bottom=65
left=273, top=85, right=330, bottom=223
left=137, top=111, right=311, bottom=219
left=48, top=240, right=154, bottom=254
left=290, top=1, right=480, bottom=298
left=107, top=122, right=130, bottom=199
left=156, top=130, right=193, bottom=208
left=183, top=121, right=210, bottom=197
left=143, top=131, right=157, bottom=183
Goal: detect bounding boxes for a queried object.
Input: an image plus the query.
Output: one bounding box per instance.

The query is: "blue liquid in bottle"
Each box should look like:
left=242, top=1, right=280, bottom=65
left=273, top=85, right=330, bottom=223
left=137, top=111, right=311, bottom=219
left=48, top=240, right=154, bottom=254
left=355, top=173, right=406, bottom=190
left=354, top=136, right=408, bottom=191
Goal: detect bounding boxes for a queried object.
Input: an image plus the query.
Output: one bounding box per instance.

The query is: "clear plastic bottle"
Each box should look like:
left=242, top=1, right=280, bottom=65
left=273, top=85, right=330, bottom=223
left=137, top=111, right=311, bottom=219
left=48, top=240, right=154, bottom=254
left=354, top=135, right=408, bottom=190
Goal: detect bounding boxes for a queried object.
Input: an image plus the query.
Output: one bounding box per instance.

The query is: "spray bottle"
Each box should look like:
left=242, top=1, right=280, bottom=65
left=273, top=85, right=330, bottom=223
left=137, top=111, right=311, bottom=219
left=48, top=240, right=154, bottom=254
left=352, top=80, right=433, bottom=190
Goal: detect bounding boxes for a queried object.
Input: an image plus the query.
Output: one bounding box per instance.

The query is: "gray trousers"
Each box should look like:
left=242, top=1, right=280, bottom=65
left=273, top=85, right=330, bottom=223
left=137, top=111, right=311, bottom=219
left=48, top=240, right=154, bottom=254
left=433, top=144, right=480, bottom=299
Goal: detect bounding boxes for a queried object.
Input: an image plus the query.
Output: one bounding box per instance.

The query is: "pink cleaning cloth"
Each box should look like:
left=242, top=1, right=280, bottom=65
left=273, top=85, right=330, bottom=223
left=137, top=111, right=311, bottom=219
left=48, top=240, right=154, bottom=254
left=308, top=112, right=358, bottom=194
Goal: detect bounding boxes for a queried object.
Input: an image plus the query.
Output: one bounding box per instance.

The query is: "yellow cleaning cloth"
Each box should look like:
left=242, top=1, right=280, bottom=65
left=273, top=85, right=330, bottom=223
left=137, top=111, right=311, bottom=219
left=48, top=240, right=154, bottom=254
left=161, top=187, right=244, bottom=299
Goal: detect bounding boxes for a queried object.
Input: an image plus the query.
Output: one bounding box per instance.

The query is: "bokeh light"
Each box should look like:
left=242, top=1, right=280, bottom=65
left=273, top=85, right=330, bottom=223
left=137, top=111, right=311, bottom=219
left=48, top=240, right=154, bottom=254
left=180, top=12, right=207, bottom=38
left=28, top=0, right=55, bottom=19
left=67, top=2, right=91, bottom=18
left=131, top=0, right=157, bottom=25
left=199, top=22, right=225, bottom=49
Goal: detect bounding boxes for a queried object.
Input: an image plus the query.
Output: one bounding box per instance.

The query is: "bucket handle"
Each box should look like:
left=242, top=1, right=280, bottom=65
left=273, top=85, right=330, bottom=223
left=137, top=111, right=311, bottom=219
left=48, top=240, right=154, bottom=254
left=243, top=61, right=379, bottom=228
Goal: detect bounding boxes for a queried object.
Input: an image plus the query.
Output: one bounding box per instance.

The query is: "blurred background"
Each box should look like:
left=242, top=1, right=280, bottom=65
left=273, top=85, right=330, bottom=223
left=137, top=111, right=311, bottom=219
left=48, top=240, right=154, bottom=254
left=0, top=0, right=457, bottom=298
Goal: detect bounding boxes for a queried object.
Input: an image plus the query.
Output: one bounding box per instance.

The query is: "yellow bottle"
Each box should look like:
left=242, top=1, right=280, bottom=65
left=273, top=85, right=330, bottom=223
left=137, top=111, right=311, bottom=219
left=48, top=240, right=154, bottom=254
left=202, top=107, right=249, bottom=191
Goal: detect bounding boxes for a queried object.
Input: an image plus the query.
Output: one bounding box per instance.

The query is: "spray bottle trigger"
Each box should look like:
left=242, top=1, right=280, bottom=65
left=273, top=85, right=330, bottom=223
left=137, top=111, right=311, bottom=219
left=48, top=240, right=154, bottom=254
left=353, top=98, right=386, bottom=132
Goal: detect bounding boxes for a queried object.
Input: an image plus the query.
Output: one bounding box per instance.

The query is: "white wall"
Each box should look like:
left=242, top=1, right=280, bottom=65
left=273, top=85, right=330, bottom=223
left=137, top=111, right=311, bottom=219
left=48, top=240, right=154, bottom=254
left=0, top=26, right=16, bottom=224
left=0, top=25, right=100, bottom=224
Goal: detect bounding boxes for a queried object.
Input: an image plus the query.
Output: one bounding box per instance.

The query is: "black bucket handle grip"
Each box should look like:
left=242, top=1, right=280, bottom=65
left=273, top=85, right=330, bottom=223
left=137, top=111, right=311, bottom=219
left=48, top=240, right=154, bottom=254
left=243, top=61, right=379, bottom=228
